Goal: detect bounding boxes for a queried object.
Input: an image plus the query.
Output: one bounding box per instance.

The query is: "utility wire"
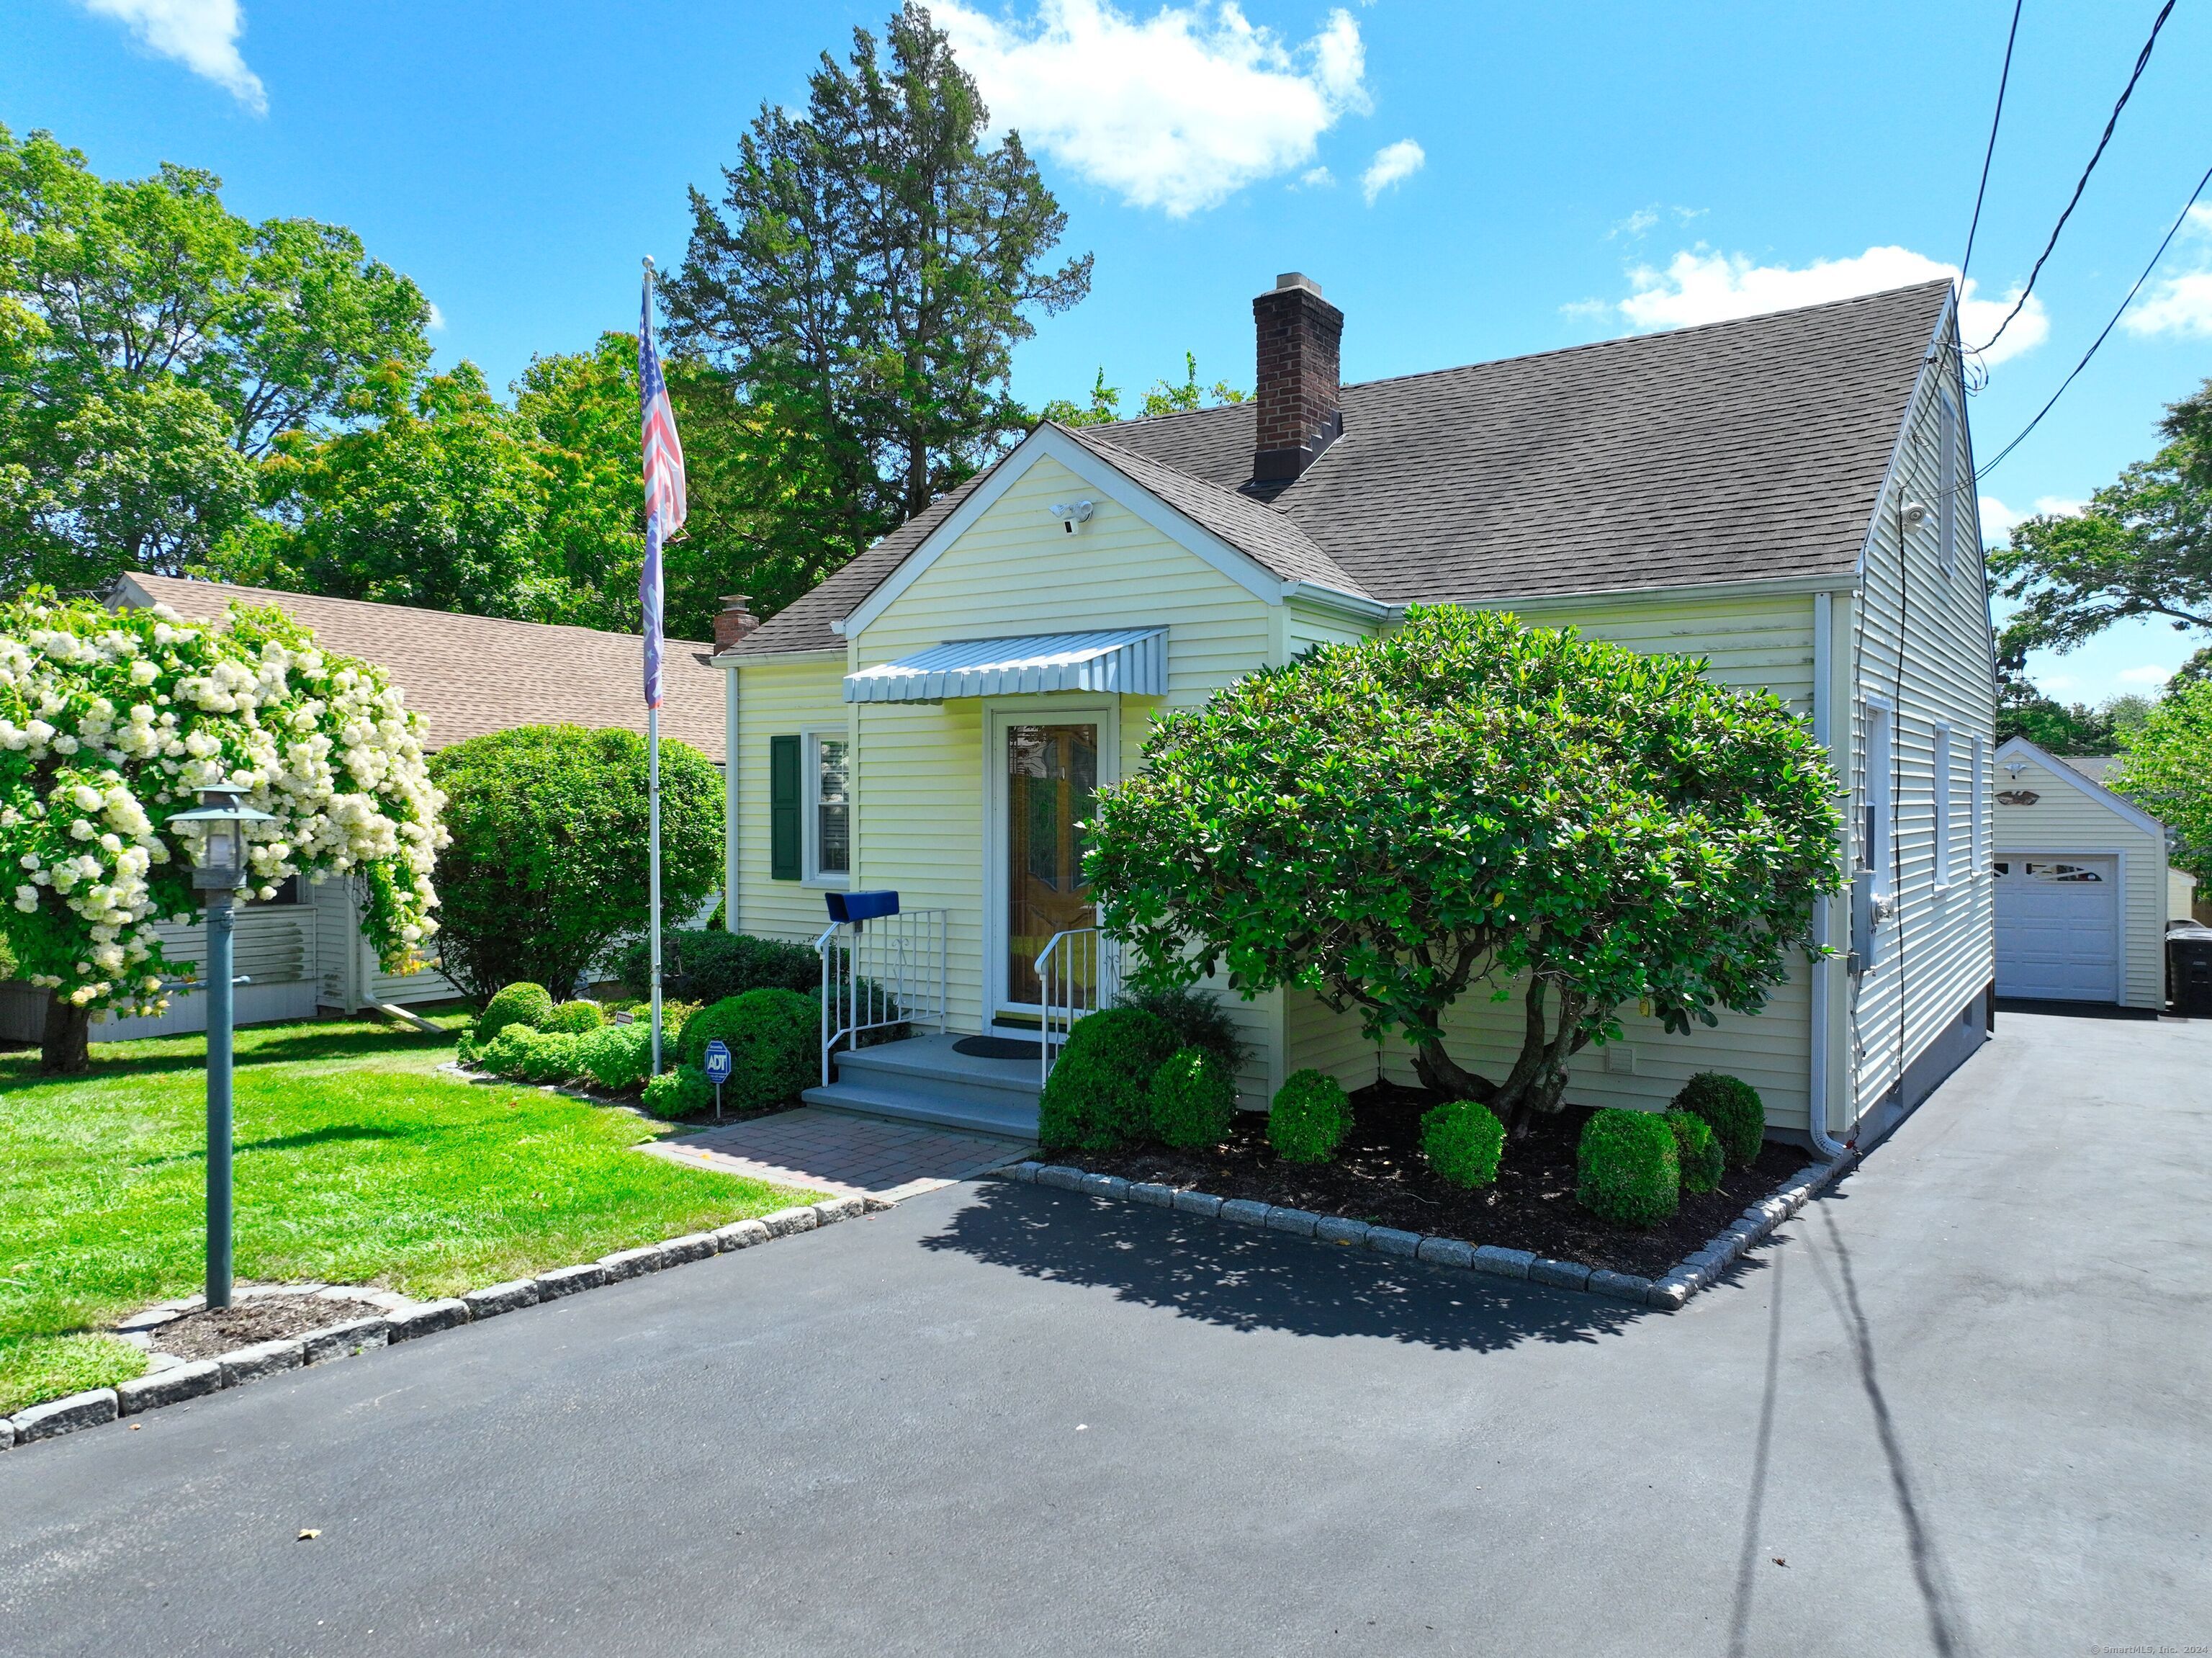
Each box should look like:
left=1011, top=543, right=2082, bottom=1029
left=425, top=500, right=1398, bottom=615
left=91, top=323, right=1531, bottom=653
left=1969, top=0, right=2178, bottom=357
left=1958, top=0, right=2026, bottom=289
left=1978, top=157, right=2212, bottom=479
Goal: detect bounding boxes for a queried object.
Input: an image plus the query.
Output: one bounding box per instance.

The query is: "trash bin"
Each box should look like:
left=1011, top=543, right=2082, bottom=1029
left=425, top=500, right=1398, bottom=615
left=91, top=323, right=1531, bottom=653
left=2168, top=920, right=2212, bottom=1017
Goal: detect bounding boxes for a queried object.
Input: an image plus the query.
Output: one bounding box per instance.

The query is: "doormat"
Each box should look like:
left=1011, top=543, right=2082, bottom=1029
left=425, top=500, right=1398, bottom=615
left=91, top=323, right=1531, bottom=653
left=954, top=1035, right=1045, bottom=1061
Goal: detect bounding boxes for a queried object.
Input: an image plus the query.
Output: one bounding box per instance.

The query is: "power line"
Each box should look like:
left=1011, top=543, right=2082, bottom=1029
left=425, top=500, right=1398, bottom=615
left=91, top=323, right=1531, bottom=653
left=1978, top=157, right=2212, bottom=480
left=1958, top=0, right=2026, bottom=288
left=1969, top=0, right=2178, bottom=357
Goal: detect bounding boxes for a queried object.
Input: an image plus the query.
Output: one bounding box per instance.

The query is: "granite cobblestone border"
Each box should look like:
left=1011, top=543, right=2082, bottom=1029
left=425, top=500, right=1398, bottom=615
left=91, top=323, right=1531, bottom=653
left=0, top=1195, right=880, bottom=1453
left=1009, top=1150, right=1853, bottom=1312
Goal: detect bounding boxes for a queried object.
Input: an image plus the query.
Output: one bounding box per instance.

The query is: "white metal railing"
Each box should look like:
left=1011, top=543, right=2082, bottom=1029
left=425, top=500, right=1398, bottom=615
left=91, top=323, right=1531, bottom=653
left=1035, top=926, right=1120, bottom=1088
left=815, top=908, right=950, bottom=1085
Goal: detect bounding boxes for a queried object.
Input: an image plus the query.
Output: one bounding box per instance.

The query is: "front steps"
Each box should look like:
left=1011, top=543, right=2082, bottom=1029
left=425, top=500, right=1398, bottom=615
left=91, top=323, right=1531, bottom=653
left=802, top=1033, right=1041, bottom=1140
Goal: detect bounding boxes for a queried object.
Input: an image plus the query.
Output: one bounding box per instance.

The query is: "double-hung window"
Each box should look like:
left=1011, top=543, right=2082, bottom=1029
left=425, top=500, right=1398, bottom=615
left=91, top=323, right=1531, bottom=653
left=768, top=732, right=850, bottom=884
left=809, top=733, right=850, bottom=882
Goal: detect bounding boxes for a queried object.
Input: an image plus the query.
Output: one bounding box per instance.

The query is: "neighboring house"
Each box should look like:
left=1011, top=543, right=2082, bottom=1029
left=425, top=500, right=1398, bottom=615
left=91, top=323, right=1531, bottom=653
left=1990, top=737, right=2193, bottom=1009
left=715, top=273, right=1998, bottom=1150
left=0, top=577, right=722, bottom=1042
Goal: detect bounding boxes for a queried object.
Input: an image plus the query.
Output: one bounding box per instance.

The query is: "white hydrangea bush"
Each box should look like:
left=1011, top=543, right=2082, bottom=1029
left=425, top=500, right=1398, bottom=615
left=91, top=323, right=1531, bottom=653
left=0, top=593, right=448, bottom=1018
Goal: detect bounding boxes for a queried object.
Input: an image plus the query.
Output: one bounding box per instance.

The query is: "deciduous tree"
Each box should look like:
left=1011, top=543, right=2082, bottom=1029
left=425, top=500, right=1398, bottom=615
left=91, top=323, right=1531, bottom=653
left=0, top=593, right=444, bottom=1071
left=1087, top=607, right=1841, bottom=1129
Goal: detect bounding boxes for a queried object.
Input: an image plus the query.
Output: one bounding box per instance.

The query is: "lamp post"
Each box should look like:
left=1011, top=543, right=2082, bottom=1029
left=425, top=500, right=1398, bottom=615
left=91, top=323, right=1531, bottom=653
left=169, top=784, right=274, bottom=1311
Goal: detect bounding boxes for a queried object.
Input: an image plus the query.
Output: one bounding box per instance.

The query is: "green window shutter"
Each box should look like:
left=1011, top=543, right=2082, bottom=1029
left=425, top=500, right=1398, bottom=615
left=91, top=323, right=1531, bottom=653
left=768, top=735, right=802, bottom=881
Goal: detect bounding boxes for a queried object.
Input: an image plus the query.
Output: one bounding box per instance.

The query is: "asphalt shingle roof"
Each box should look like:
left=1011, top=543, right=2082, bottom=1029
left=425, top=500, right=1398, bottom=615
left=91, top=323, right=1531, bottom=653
left=115, top=575, right=725, bottom=762
left=732, top=280, right=1951, bottom=653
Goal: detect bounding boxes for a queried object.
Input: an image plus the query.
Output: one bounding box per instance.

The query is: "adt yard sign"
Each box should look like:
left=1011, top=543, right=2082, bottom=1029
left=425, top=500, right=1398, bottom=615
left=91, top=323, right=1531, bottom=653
left=704, top=1040, right=732, bottom=1119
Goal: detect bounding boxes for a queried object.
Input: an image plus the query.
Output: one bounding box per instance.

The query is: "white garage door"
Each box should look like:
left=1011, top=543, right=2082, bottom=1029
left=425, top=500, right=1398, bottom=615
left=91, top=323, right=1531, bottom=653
left=1994, top=856, right=2119, bottom=1003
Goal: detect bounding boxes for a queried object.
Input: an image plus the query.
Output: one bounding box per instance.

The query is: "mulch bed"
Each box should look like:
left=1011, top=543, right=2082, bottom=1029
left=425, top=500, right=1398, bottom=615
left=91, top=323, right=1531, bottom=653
left=1075, top=1082, right=1807, bottom=1280
left=143, top=1294, right=382, bottom=1362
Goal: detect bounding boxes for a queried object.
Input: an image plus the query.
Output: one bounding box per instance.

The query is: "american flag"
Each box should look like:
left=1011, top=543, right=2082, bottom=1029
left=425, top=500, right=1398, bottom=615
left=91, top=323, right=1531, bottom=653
left=638, top=273, right=687, bottom=709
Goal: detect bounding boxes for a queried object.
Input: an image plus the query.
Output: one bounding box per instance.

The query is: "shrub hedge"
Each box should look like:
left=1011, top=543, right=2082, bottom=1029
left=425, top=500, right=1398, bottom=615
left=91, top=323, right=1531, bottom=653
left=1146, top=1047, right=1238, bottom=1150
left=681, top=989, right=818, bottom=1113
left=478, top=982, right=554, bottom=1044
left=1037, top=1007, right=1179, bottom=1152
left=621, top=929, right=822, bottom=1006
left=642, top=1066, right=714, bottom=1121
left=1673, top=1072, right=1765, bottom=1169
left=1113, top=985, right=1251, bottom=1073
left=575, top=1021, right=653, bottom=1093
left=1267, top=1069, right=1352, bottom=1165
left=1421, top=1098, right=1505, bottom=1188
left=544, top=1000, right=606, bottom=1034
left=1577, top=1109, right=1680, bottom=1226
left=1666, top=1108, right=1724, bottom=1194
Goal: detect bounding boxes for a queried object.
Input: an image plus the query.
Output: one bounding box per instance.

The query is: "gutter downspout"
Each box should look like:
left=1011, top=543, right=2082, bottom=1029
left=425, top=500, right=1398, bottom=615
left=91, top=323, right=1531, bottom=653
left=1807, top=589, right=1851, bottom=1159
left=723, top=665, right=740, bottom=933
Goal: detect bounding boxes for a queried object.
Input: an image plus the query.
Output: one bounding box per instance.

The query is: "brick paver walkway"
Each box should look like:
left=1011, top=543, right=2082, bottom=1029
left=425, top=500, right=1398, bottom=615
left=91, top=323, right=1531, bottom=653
left=643, top=1108, right=1031, bottom=1203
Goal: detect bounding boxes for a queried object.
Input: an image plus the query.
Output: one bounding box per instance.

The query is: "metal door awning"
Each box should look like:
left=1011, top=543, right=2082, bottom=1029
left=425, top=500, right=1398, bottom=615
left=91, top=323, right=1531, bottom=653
left=842, top=627, right=1166, bottom=703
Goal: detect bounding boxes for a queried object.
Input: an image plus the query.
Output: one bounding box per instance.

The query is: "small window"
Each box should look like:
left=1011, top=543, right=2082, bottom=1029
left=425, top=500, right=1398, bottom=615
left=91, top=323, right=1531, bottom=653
left=809, top=735, right=850, bottom=881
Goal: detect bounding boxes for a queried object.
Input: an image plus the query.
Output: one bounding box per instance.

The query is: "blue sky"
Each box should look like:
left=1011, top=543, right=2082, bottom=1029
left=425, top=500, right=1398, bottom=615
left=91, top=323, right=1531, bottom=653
left=7, top=0, right=2211, bottom=701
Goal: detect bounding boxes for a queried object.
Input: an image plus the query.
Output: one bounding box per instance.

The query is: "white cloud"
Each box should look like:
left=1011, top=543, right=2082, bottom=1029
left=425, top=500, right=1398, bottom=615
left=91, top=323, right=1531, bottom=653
left=1360, top=139, right=1424, bottom=205
left=1981, top=493, right=2085, bottom=543
left=2117, top=664, right=2172, bottom=686
left=934, top=0, right=1370, bottom=217
left=1299, top=166, right=1335, bottom=189
left=1608, top=207, right=1659, bottom=241
left=78, top=0, right=266, bottom=112
left=1579, top=243, right=2050, bottom=364
left=426, top=302, right=446, bottom=333
left=2121, top=205, right=2212, bottom=339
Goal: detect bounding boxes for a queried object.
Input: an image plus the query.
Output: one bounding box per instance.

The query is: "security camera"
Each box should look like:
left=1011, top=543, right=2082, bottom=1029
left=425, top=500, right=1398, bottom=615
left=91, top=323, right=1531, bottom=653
left=1902, top=501, right=1931, bottom=526
left=1049, top=500, right=1094, bottom=534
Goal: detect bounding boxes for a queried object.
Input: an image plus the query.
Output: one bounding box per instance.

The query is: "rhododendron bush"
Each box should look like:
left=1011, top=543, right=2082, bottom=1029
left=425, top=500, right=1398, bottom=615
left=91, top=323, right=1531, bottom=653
left=0, top=591, right=446, bottom=1068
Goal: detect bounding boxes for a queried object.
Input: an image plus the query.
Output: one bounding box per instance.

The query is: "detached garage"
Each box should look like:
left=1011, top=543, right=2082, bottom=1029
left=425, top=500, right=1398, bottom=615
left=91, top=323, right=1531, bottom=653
left=1991, top=737, right=2193, bottom=1011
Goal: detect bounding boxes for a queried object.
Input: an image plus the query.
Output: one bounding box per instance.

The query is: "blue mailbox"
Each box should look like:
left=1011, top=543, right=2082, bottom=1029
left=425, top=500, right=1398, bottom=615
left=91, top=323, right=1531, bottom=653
left=825, top=890, right=900, bottom=925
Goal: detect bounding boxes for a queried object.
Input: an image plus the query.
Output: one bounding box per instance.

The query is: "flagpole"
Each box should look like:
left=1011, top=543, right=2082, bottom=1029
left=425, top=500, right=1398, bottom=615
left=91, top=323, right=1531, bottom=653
left=644, top=256, right=664, bottom=1077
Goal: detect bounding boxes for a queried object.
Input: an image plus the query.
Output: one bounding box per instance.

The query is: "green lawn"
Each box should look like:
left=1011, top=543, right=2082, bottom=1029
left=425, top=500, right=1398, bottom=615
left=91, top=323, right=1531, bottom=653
left=0, top=1013, right=817, bottom=1415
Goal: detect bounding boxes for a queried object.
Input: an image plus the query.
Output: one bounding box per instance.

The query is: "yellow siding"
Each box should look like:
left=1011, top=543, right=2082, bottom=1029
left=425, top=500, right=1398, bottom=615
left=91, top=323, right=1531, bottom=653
left=728, top=655, right=850, bottom=946
left=1992, top=750, right=2169, bottom=1009
left=1847, top=360, right=2000, bottom=1108
left=847, top=453, right=1277, bottom=1091
left=1282, top=589, right=1824, bottom=1128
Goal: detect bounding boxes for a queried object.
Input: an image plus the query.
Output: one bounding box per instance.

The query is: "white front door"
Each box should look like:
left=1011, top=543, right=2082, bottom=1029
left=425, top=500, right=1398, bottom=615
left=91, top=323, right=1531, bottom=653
left=1994, top=855, right=2120, bottom=1002
left=986, top=704, right=1112, bottom=1016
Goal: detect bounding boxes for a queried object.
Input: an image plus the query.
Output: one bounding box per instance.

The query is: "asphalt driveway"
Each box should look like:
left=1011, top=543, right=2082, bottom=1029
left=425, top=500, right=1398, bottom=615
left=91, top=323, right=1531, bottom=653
left=2, top=1010, right=2205, bottom=1657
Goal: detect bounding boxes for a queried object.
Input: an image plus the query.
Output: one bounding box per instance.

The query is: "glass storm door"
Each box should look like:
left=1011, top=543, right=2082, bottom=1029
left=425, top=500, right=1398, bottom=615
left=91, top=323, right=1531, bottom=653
left=1004, top=722, right=1098, bottom=1007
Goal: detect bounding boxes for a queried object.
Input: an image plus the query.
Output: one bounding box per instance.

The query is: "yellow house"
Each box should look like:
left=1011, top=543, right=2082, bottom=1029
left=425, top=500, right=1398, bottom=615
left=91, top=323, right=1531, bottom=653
left=712, top=274, right=1997, bottom=1153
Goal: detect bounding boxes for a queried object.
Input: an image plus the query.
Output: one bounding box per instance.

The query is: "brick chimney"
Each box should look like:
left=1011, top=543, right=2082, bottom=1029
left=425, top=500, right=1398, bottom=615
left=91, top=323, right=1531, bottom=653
left=712, top=594, right=760, bottom=652
left=1251, top=272, right=1344, bottom=486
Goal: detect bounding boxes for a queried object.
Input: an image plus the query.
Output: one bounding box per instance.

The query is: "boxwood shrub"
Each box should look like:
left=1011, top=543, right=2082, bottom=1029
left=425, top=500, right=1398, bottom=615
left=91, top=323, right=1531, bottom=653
left=544, top=1000, right=606, bottom=1034
left=1421, top=1098, right=1505, bottom=1188
left=1114, top=985, right=1251, bottom=1073
left=1037, top=1007, right=1178, bottom=1152
left=576, top=1021, right=652, bottom=1093
left=642, top=1065, right=715, bottom=1120
left=479, top=1023, right=540, bottom=1078
left=1147, top=1046, right=1237, bottom=1150
left=681, top=988, right=818, bottom=1113
left=1672, top=1072, right=1765, bottom=1169
left=1267, top=1069, right=1352, bottom=1165
left=1576, top=1108, right=1680, bottom=1226
left=477, top=982, right=554, bottom=1044
left=1666, top=1108, right=1725, bottom=1194
left=621, top=929, right=823, bottom=1005
left=514, top=1030, right=581, bottom=1084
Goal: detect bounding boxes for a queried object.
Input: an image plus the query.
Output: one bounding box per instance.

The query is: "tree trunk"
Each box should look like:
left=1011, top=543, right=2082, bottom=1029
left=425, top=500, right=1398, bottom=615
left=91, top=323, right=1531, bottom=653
left=1411, top=1036, right=1495, bottom=1103
left=1492, top=979, right=1589, bottom=1135
left=41, top=993, right=91, bottom=1075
